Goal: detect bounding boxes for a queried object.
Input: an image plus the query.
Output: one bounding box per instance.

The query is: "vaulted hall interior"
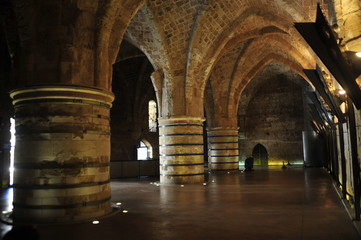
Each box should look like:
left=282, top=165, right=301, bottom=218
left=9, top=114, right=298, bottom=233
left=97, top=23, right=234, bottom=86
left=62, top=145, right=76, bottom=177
left=0, top=0, right=361, bottom=239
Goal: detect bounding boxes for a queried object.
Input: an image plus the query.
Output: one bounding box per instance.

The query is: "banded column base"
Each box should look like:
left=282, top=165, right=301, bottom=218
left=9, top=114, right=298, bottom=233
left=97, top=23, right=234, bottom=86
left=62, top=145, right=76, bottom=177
left=10, top=85, right=114, bottom=223
left=159, top=117, right=205, bottom=184
left=208, top=128, right=239, bottom=171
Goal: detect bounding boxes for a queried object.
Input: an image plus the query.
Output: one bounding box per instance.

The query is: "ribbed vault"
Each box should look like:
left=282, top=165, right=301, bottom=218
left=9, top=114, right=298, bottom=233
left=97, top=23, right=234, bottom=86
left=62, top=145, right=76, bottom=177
left=124, top=0, right=325, bottom=117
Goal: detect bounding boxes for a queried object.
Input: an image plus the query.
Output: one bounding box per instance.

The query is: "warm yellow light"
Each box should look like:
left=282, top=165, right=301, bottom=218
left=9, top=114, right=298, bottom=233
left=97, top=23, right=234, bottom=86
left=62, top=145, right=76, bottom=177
left=92, top=220, right=100, bottom=224
left=356, top=52, right=361, bottom=58
left=123, top=210, right=128, bottom=213
left=340, top=102, right=346, bottom=114
left=339, top=89, right=346, bottom=95
left=334, top=116, right=339, bottom=124
left=116, top=202, right=122, bottom=206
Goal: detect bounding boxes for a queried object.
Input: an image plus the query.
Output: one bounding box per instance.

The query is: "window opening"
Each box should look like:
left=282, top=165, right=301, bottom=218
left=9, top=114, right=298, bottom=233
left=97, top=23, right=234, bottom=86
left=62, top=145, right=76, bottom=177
left=137, top=141, right=153, bottom=160
left=149, top=100, right=157, bottom=132
left=10, top=118, right=15, bottom=186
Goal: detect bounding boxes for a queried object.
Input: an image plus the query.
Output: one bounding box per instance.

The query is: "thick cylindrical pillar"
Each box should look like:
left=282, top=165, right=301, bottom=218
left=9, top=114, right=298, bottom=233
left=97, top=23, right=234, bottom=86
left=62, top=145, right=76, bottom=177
left=159, top=117, right=205, bottom=184
left=207, top=128, right=239, bottom=171
left=10, top=85, right=114, bottom=223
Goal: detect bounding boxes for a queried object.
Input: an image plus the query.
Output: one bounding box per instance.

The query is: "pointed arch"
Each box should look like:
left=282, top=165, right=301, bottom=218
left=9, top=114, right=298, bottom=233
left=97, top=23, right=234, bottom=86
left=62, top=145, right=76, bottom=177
left=252, top=143, right=268, bottom=166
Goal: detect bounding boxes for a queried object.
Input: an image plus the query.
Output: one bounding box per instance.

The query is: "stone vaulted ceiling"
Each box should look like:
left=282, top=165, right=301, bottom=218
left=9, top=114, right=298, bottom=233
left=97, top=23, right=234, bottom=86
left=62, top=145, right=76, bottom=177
left=2, top=0, right=335, bottom=118
left=124, top=0, right=326, bottom=118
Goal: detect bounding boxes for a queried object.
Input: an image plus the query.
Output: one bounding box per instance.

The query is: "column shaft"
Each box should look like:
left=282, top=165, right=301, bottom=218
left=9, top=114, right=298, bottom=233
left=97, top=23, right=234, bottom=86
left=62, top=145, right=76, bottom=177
left=207, top=128, right=239, bottom=171
left=159, top=117, right=205, bottom=184
left=10, top=85, right=114, bottom=223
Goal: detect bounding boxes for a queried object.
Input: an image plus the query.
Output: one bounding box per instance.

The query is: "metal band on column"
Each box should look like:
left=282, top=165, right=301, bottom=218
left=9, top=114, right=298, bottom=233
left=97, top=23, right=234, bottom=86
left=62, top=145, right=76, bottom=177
left=207, top=128, right=239, bottom=171
left=10, top=85, right=114, bottom=223
left=159, top=117, right=205, bottom=184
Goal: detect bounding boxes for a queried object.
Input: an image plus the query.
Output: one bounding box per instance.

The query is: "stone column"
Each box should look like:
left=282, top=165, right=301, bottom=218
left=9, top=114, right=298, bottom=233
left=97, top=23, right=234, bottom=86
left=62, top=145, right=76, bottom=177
left=207, top=127, right=239, bottom=171
left=339, top=0, right=361, bottom=52
left=159, top=117, right=205, bottom=184
left=10, top=85, right=114, bottom=223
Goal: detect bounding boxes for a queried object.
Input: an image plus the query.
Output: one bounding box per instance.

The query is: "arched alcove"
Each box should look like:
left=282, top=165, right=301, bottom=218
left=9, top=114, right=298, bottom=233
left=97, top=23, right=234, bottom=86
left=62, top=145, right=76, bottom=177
left=252, top=143, right=268, bottom=166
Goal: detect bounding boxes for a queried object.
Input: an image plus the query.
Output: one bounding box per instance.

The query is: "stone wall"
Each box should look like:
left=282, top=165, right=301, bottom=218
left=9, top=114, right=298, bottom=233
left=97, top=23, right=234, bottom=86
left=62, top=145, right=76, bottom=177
left=239, top=75, right=305, bottom=165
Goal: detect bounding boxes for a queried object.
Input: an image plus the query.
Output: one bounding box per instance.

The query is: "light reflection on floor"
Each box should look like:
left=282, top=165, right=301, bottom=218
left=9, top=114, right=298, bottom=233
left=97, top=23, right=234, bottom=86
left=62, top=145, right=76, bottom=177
left=0, top=168, right=360, bottom=240
left=0, top=187, right=13, bottom=237
left=1, top=187, right=13, bottom=212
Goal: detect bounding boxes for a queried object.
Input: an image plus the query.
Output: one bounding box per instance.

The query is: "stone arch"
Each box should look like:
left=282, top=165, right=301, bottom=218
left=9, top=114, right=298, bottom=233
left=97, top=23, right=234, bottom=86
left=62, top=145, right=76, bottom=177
left=110, top=39, right=158, bottom=166
left=203, top=27, right=316, bottom=132
left=124, top=4, right=177, bottom=79
left=229, top=33, right=316, bottom=117
left=233, top=55, right=305, bottom=111
left=96, top=0, right=146, bottom=90
left=5, top=0, right=145, bottom=91
left=110, top=44, right=159, bottom=181
left=203, top=31, right=313, bottom=126
left=113, top=39, right=158, bottom=108
left=237, top=62, right=307, bottom=117
left=191, top=3, right=311, bottom=105
left=113, top=39, right=162, bottom=116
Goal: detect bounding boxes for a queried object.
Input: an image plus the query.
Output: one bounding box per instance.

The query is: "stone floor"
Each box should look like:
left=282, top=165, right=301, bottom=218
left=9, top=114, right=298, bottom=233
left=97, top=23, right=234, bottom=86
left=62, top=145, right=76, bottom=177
left=0, top=166, right=360, bottom=240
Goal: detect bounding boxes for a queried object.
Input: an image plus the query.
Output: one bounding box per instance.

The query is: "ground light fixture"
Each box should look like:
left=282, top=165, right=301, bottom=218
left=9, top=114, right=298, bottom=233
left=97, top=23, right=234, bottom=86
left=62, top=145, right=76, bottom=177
left=339, top=89, right=346, bottom=95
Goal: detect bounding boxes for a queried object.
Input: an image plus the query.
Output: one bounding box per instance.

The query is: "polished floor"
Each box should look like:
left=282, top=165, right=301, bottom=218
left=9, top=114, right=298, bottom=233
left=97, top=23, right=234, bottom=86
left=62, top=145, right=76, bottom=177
left=0, top=166, right=360, bottom=240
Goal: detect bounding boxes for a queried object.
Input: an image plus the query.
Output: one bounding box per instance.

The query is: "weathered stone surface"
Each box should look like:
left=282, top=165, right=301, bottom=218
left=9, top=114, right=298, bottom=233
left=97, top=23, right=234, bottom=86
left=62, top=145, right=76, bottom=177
left=238, top=67, right=306, bottom=165
left=158, top=117, right=205, bottom=184
left=334, top=0, right=361, bottom=52
left=10, top=85, right=114, bottom=223
left=207, top=128, right=239, bottom=171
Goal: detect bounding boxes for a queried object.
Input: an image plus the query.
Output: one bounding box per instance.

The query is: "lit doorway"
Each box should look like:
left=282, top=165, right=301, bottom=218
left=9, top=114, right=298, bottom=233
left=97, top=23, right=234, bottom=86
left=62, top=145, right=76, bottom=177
left=252, top=143, right=268, bottom=166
